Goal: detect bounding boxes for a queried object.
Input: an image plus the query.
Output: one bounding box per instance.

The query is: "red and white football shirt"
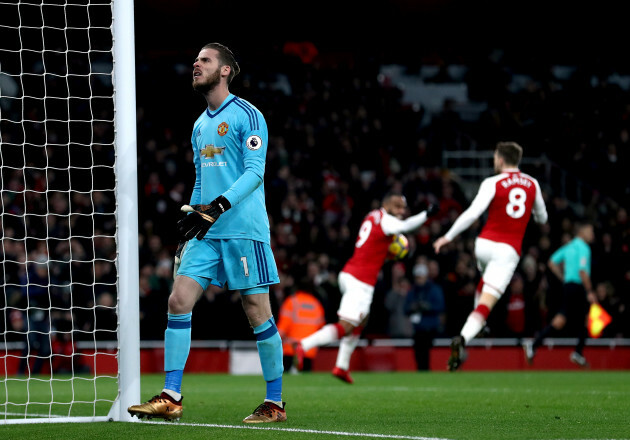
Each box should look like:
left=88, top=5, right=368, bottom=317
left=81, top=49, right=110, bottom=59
left=444, top=169, right=547, bottom=255
left=341, top=208, right=392, bottom=286
left=342, top=206, right=430, bottom=286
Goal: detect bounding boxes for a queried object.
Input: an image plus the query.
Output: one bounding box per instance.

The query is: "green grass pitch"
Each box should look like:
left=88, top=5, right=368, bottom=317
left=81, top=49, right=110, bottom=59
left=2, top=371, right=629, bottom=439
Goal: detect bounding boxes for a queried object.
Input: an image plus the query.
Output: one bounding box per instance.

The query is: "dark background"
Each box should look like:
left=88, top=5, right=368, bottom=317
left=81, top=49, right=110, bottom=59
left=4, top=0, right=628, bottom=350
left=126, top=0, right=630, bottom=341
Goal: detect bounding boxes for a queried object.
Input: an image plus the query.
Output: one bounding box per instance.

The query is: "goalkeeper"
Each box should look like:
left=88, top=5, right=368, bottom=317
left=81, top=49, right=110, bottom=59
left=128, top=43, right=284, bottom=424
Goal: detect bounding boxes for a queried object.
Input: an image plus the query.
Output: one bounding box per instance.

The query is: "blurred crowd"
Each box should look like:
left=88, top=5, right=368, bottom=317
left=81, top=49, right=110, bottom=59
left=2, top=42, right=630, bottom=356
left=131, top=43, right=630, bottom=341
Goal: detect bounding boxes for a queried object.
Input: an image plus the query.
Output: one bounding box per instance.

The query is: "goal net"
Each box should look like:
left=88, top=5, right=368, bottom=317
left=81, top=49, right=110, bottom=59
left=1, top=0, right=139, bottom=423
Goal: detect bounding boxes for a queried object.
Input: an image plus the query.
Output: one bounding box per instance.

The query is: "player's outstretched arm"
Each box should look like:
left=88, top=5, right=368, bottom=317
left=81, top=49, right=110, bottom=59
left=383, top=203, right=441, bottom=235
left=177, top=195, right=232, bottom=240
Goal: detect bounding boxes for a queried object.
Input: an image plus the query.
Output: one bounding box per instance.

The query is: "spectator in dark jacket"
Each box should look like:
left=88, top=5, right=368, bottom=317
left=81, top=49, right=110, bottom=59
left=405, top=262, right=446, bottom=370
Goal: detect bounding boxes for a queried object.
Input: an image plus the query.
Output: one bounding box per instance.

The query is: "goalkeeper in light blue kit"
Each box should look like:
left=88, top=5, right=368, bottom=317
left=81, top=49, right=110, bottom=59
left=128, top=43, right=285, bottom=423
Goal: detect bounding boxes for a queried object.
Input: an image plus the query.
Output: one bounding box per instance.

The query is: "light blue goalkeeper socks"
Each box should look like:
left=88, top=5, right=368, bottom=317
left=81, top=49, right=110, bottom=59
left=253, top=318, right=283, bottom=403
left=163, top=313, right=281, bottom=402
left=164, top=312, right=192, bottom=395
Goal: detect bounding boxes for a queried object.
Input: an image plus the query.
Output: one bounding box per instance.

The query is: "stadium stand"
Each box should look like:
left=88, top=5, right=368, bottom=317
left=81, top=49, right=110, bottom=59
left=126, top=43, right=630, bottom=343
left=2, top=36, right=629, bottom=365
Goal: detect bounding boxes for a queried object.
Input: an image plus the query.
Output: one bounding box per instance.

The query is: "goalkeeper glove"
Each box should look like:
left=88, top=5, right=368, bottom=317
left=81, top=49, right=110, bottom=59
left=426, top=203, right=440, bottom=217
left=177, top=195, right=232, bottom=240
left=173, top=240, right=187, bottom=280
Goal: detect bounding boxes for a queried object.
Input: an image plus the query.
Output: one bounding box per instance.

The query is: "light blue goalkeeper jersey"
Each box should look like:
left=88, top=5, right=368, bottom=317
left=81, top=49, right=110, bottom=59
left=189, top=93, right=270, bottom=243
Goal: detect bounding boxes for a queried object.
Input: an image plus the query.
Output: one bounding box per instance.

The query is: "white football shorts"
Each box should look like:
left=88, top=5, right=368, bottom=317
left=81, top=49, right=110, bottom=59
left=474, top=237, right=520, bottom=297
left=337, top=271, right=375, bottom=326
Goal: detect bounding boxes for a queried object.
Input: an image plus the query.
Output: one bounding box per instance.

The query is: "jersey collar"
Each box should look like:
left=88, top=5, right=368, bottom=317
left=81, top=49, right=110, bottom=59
left=206, top=93, right=237, bottom=118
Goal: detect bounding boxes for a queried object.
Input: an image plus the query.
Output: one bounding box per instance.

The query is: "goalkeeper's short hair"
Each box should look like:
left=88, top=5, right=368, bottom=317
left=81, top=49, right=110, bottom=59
left=201, top=42, right=240, bottom=84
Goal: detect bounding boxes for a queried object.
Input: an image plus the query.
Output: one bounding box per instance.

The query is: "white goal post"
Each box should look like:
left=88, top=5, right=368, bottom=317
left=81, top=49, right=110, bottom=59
left=1, top=0, right=140, bottom=424
left=110, top=0, right=141, bottom=423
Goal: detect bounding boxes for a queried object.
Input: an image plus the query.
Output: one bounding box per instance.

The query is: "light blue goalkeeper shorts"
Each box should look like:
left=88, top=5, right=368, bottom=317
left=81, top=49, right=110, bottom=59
left=176, top=238, right=279, bottom=294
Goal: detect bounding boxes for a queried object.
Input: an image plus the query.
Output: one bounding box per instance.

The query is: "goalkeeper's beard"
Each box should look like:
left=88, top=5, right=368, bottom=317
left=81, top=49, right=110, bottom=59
left=192, top=69, right=221, bottom=94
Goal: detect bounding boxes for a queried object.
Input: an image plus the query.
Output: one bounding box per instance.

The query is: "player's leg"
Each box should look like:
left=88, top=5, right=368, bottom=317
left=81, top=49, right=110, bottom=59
left=448, top=289, right=500, bottom=371
left=449, top=239, right=516, bottom=371
left=330, top=275, right=372, bottom=382
left=460, top=241, right=496, bottom=343
left=459, top=290, right=500, bottom=345
left=242, top=296, right=286, bottom=423
left=128, top=239, right=216, bottom=420
left=333, top=322, right=364, bottom=384
left=298, top=272, right=372, bottom=370
left=462, top=240, right=518, bottom=342
left=240, top=293, right=280, bottom=392
left=240, top=290, right=286, bottom=422
left=335, top=323, right=364, bottom=371
left=163, top=275, right=206, bottom=398
left=163, top=239, right=220, bottom=402
left=127, top=275, right=205, bottom=420
left=473, top=278, right=492, bottom=337
left=298, top=321, right=348, bottom=359
left=474, top=278, right=484, bottom=309
left=221, top=239, right=285, bottom=423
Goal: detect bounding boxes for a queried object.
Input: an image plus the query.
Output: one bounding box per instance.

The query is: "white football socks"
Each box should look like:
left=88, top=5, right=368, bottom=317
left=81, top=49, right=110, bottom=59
left=460, top=312, right=485, bottom=344
left=301, top=324, right=340, bottom=351
left=335, top=334, right=359, bottom=370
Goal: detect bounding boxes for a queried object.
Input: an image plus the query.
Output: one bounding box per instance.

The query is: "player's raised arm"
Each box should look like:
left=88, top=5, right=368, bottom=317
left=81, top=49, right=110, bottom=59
left=381, top=203, right=440, bottom=236
left=532, top=179, right=548, bottom=224
left=433, top=178, right=495, bottom=253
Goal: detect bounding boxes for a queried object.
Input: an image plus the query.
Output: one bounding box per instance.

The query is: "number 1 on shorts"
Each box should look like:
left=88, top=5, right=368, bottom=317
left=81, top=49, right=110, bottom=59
left=241, top=256, right=250, bottom=277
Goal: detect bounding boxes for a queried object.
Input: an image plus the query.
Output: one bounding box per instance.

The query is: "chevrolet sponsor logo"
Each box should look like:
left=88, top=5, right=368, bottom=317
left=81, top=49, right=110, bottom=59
left=201, top=145, right=225, bottom=158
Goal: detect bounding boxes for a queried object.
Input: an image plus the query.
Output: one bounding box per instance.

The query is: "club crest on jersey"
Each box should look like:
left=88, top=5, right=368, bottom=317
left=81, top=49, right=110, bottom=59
left=246, top=135, right=263, bottom=151
left=201, top=144, right=225, bottom=158
left=217, top=122, right=229, bottom=136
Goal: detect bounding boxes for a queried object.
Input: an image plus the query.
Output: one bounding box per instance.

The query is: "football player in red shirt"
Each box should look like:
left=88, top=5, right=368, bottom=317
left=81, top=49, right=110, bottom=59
left=296, top=192, right=439, bottom=383
left=433, top=141, right=548, bottom=371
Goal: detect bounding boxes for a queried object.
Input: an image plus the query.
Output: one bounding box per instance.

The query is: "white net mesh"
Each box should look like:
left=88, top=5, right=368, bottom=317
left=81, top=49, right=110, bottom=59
left=1, top=0, right=119, bottom=422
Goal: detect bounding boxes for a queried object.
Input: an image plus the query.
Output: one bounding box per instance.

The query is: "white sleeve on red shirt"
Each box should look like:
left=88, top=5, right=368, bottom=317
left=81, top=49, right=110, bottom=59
left=444, top=176, right=496, bottom=241
left=531, top=179, right=548, bottom=224
left=381, top=210, right=428, bottom=236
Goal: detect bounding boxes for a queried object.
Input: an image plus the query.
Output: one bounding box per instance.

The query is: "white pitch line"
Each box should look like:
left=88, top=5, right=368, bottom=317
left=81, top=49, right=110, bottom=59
left=144, top=420, right=453, bottom=440
left=1, top=411, right=65, bottom=418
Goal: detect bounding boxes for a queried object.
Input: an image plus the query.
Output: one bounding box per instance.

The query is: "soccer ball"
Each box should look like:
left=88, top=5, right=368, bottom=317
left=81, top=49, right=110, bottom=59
left=388, top=234, right=409, bottom=260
